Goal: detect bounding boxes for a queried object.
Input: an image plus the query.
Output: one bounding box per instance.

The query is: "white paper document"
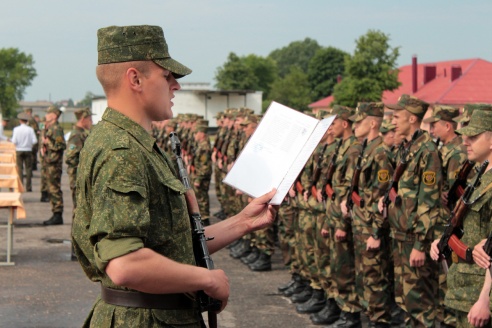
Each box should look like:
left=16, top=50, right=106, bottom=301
left=223, top=101, right=336, bottom=205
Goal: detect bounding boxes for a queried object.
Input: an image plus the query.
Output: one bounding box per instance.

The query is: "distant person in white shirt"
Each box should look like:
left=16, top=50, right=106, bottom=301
left=12, top=112, right=38, bottom=192
left=0, top=117, right=10, bottom=141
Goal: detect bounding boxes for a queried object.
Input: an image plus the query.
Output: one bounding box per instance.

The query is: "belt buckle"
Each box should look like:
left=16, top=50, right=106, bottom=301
left=451, top=251, right=459, bottom=264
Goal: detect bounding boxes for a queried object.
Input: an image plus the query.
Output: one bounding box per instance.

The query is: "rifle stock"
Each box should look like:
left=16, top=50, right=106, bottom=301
left=170, top=132, right=221, bottom=328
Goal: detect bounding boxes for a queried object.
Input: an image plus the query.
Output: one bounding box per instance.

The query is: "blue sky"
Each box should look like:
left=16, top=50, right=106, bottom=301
left=2, top=0, right=491, bottom=103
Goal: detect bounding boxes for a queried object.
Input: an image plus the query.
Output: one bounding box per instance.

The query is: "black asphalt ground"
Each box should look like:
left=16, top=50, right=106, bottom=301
left=0, top=166, right=324, bottom=328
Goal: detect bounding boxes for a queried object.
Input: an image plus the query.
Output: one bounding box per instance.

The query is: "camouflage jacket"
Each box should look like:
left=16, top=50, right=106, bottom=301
left=445, top=168, right=492, bottom=313
left=43, top=122, right=66, bottom=164
left=388, top=131, right=442, bottom=251
left=65, top=126, right=89, bottom=169
left=72, top=108, right=200, bottom=327
left=326, top=135, right=362, bottom=231
left=192, top=138, right=212, bottom=183
left=308, top=140, right=338, bottom=214
left=351, top=136, right=394, bottom=234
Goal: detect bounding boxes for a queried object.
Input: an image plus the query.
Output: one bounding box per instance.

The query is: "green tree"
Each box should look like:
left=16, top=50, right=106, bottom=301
left=77, top=91, right=97, bottom=107
left=333, top=30, right=400, bottom=107
left=267, top=66, right=311, bottom=112
left=214, top=52, right=258, bottom=90
left=268, top=38, right=321, bottom=78
left=307, top=47, right=348, bottom=101
left=0, top=48, right=37, bottom=117
left=243, top=54, right=277, bottom=99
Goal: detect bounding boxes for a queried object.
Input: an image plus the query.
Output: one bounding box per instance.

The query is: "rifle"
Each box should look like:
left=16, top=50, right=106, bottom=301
left=382, top=130, right=421, bottom=219
left=447, top=160, right=475, bottom=210
left=321, top=139, right=343, bottom=201
left=347, top=138, right=368, bottom=210
left=309, top=143, right=328, bottom=197
left=436, top=160, right=489, bottom=273
left=170, top=132, right=221, bottom=328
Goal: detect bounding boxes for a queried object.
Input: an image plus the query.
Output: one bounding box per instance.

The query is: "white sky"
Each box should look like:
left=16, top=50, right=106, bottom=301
left=2, top=0, right=491, bottom=103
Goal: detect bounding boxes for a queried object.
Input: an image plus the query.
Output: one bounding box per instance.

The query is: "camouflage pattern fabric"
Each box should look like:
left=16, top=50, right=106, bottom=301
left=327, top=136, right=363, bottom=313
left=445, top=169, right=492, bottom=313
left=191, top=138, right=212, bottom=221
left=351, top=137, right=393, bottom=323
left=43, top=122, right=66, bottom=213
left=66, top=126, right=89, bottom=207
left=72, top=108, right=201, bottom=327
left=388, top=130, right=441, bottom=327
left=277, top=201, right=298, bottom=268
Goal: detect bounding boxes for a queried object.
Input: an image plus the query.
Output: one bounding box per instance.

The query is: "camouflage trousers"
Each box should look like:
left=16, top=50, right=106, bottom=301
left=329, top=226, right=362, bottom=313
left=313, top=213, right=335, bottom=298
left=353, top=230, right=392, bottom=323
left=455, top=310, right=491, bottom=328
left=437, top=265, right=456, bottom=327
left=16, top=151, right=33, bottom=191
left=45, top=161, right=63, bottom=213
left=40, top=157, right=48, bottom=193
left=277, top=201, right=297, bottom=267
left=192, top=177, right=211, bottom=220
left=251, top=225, right=275, bottom=256
left=297, top=208, right=318, bottom=287
left=392, top=239, right=438, bottom=328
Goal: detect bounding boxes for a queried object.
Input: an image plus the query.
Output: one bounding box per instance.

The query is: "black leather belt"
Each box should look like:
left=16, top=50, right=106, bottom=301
left=101, top=286, right=196, bottom=310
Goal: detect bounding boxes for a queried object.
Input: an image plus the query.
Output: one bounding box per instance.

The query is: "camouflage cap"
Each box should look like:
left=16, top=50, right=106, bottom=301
left=97, top=25, right=191, bottom=78
left=331, top=105, right=355, bottom=121
left=213, top=111, right=224, bottom=119
left=23, top=107, right=33, bottom=114
left=46, top=105, right=62, bottom=117
left=380, top=120, right=396, bottom=134
left=422, top=105, right=459, bottom=123
left=349, top=102, right=384, bottom=122
left=166, top=119, right=178, bottom=128
left=453, top=103, right=492, bottom=123
left=196, top=119, right=209, bottom=126
left=386, top=94, right=429, bottom=119
left=74, top=107, right=94, bottom=120
left=240, top=115, right=259, bottom=126
left=456, top=109, right=492, bottom=136
left=195, top=124, right=208, bottom=133
left=17, top=112, right=30, bottom=121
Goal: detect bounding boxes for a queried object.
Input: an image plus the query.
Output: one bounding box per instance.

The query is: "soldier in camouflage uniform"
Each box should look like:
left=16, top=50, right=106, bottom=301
left=191, top=123, right=212, bottom=226
left=72, top=24, right=277, bottom=328
left=24, top=108, right=40, bottom=171
left=380, top=94, right=441, bottom=327
left=379, top=120, right=396, bottom=166
left=66, top=107, right=93, bottom=259
left=39, top=116, right=50, bottom=202
left=211, top=112, right=227, bottom=220
left=324, top=105, right=363, bottom=327
left=424, top=105, right=466, bottom=328
left=42, top=105, right=66, bottom=225
left=343, top=102, right=394, bottom=327
left=431, top=107, right=492, bottom=328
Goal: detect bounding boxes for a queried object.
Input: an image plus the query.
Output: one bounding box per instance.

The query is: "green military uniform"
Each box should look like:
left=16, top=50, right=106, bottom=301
left=348, top=103, right=394, bottom=325
left=445, top=108, right=492, bottom=328
left=43, top=106, right=66, bottom=223
left=191, top=125, right=212, bottom=225
left=386, top=95, right=441, bottom=327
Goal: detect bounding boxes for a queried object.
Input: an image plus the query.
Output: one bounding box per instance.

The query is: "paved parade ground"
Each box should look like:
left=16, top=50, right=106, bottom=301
left=0, top=167, right=320, bottom=328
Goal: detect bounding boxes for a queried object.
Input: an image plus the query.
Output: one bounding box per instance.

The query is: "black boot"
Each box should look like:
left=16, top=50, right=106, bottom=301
left=230, top=240, right=251, bottom=259
left=283, top=277, right=308, bottom=297
left=310, top=298, right=341, bottom=325
left=296, top=289, right=326, bottom=313
left=326, top=311, right=361, bottom=328
left=291, top=285, right=313, bottom=303
left=43, top=212, right=63, bottom=225
left=241, top=247, right=259, bottom=264
left=249, top=252, right=272, bottom=271
left=40, top=191, right=49, bottom=202
left=278, top=273, right=299, bottom=293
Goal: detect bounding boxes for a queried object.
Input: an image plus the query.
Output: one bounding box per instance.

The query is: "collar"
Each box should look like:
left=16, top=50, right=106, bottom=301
left=102, top=108, right=156, bottom=153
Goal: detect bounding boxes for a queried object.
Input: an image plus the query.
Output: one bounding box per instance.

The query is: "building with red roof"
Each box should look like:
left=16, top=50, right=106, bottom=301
left=309, top=57, right=492, bottom=110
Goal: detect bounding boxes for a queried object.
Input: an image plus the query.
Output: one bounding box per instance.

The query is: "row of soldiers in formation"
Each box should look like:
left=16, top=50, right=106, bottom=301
left=17, top=106, right=93, bottom=231
left=195, top=98, right=492, bottom=328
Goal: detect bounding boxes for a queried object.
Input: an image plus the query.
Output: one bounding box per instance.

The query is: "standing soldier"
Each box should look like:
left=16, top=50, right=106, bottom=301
left=379, top=95, right=441, bottom=327
left=66, top=107, right=93, bottom=258
left=192, top=122, right=212, bottom=226
left=42, top=105, right=66, bottom=225
left=39, top=116, right=50, bottom=202
left=23, top=108, right=40, bottom=171
left=343, top=102, right=394, bottom=328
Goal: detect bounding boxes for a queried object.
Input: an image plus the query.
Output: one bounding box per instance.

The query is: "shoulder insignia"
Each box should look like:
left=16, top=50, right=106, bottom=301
left=423, top=171, right=436, bottom=186
left=378, top=170, right=389, bottom=183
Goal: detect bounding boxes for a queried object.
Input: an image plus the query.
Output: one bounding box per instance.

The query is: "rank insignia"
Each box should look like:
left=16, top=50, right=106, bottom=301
left=423, top=171, right=436, bottom=185
left=378, top=170, right=389, bottom=183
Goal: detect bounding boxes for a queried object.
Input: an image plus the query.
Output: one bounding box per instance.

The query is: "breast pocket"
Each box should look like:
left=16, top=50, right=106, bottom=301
left=155, top=175, right=190, bottom=235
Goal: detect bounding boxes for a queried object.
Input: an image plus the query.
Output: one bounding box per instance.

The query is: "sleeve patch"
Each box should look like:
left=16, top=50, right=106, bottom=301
left=423, top=171, right=436, bottom=185
left=378, top=170, right=389, bottom=183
